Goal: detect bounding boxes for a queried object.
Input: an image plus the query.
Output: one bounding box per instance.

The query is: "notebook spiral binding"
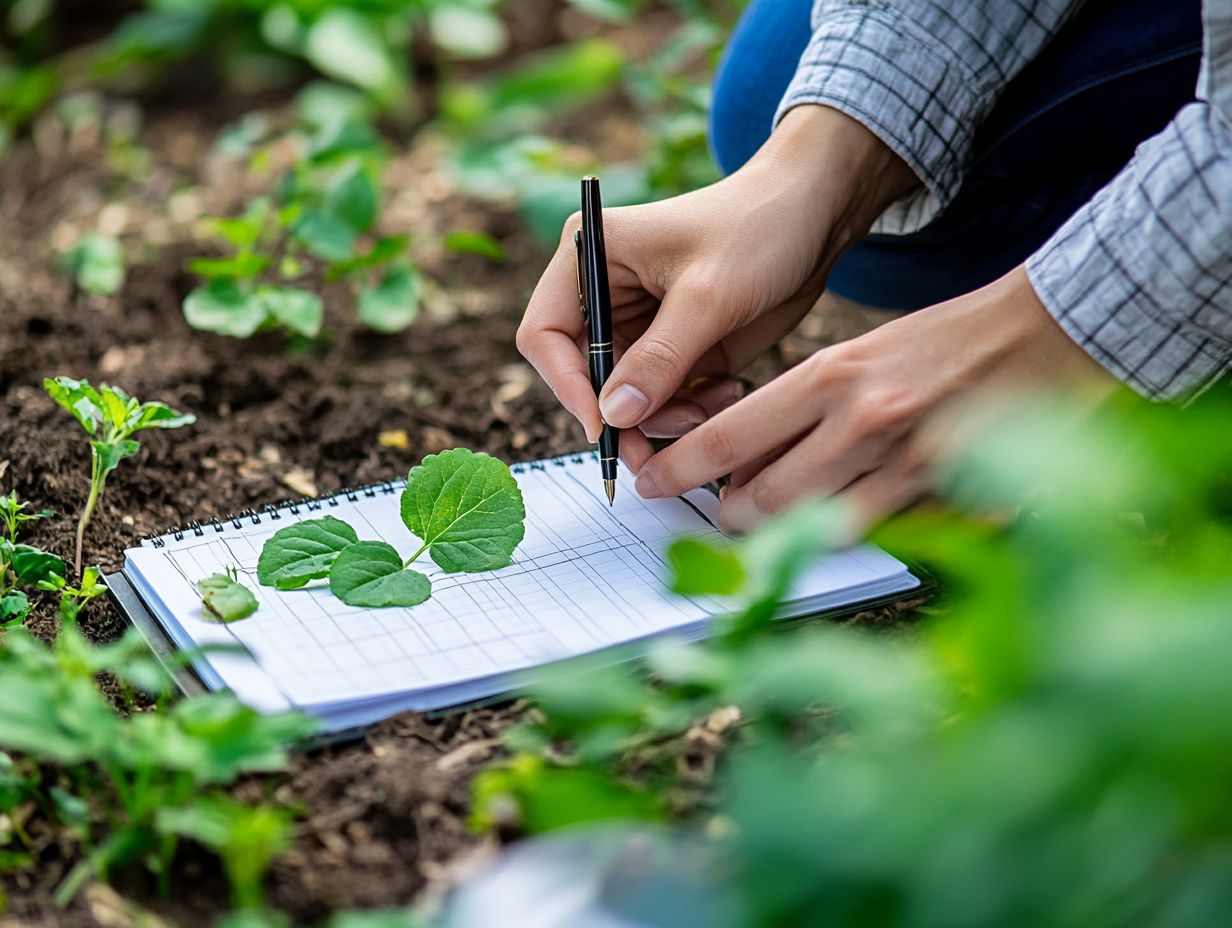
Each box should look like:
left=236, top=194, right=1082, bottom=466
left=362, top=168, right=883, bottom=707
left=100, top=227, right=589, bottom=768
left=142, top=451, right=600, bottom=548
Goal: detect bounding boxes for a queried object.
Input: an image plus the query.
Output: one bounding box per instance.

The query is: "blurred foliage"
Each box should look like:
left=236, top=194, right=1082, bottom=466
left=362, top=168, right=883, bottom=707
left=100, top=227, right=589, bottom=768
left=0, top=623, right=315, bottom=906
left=462, top=384, right=1232, bottom=927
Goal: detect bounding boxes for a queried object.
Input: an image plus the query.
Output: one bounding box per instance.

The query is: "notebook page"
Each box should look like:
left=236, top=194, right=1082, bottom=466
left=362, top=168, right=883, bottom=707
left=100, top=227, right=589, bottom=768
left=125, top=456, right=913, bottom=713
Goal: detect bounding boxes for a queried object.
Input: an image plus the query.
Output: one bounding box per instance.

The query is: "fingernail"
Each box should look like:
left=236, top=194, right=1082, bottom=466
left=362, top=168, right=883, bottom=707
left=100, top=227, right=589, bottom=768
left=600, top=383, right=649, bottom=428
left=635, top=470, right=663, bottom=499
left=719, top=485, right=728, bottom=501
left=583, top=419, right=599, bottom=444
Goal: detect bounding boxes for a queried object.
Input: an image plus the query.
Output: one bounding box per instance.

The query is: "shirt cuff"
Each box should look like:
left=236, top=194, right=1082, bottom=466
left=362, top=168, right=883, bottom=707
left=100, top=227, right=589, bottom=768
left=1026, top=104, right=1232, bottom=402
left=773, top=4, right=982, bottom=236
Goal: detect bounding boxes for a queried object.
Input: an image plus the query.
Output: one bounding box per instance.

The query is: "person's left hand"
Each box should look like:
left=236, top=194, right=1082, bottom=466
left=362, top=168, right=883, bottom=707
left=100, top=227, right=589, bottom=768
left=629, top=266, right=1119, bottom=535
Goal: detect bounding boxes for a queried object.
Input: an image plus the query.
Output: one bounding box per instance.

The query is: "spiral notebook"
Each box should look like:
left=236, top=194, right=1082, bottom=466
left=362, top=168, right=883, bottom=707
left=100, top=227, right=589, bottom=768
left=107, top=452, right=922, bottom=733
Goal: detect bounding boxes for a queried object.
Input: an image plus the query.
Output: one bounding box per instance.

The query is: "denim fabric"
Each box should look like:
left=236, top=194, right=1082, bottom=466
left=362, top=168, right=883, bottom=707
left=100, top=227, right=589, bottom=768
left=709, top=0, right=1203, bottom=312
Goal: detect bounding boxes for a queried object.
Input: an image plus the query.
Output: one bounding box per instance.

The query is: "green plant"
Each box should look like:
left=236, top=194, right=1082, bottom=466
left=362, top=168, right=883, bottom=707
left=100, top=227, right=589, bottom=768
left=37, top=565, right=108, bottom=625
left=57, top=232, right=125, bottom=296
left=0, top=624, right=315, bottom=905
left=184, top=117, right=419, bottom=339
left=258, top=448, right=525, bottom=607
left=43, top=377, right=195, bottom=577
left=199, top=567, right=260, bottom=622
left=459, top=387, right=1232, bottom=927
left=0, top=490, right=62, bottom=627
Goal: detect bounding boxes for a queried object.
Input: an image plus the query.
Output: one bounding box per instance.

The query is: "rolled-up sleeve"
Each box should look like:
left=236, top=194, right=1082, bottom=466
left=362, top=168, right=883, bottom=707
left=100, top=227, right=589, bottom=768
left=774, top=0, right=1082, bottom=234
left=1026, top=102, right=1232, bottom=401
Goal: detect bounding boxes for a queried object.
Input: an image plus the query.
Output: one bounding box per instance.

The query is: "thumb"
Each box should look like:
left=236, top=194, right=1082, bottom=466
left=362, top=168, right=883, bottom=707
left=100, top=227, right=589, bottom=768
left=598, top=276, right=744, bottom=428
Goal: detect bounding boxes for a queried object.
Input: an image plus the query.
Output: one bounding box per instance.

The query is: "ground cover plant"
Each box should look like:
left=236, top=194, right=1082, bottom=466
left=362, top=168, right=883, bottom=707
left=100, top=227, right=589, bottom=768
left=257, top=448, right=525, bottom=608
left=43, top=377, right=195, bottom=577
left=0, top=491, right=60, bottom=627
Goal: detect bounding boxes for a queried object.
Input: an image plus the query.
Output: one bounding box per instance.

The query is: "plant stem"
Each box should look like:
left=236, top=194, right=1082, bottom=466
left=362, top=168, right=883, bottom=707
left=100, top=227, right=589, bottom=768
left=75, top=451, right=104, bottom=579
left=403, top=542, right=429, bottom=570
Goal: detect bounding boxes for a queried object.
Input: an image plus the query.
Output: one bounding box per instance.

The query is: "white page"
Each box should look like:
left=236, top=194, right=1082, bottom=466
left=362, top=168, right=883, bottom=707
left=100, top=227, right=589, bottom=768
left=125, top=455, right=915, bottom=715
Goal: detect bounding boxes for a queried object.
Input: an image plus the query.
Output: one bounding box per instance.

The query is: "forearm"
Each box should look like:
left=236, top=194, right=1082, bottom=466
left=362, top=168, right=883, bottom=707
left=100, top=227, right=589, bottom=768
left=731, top=104, right=917, bottom=278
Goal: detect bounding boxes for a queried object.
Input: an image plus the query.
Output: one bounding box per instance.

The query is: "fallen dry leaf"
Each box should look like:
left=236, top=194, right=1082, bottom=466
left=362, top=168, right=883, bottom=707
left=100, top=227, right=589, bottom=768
left=379, top=429, right=410, bottom=450
left=280, top=468, right=318, bottom=498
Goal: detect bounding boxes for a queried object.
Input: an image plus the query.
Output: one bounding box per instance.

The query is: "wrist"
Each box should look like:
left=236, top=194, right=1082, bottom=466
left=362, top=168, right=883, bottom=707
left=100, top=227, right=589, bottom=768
left=742, top=105, right=917, bottom=264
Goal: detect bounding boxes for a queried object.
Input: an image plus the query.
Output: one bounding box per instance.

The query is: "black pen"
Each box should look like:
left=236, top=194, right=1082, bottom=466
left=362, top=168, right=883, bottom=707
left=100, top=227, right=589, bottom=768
left=575, top=175, right=619, bottom=505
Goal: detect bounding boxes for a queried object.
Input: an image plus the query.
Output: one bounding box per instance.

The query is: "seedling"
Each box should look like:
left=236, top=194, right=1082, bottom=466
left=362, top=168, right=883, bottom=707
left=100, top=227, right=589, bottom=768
left=43, top=377, right=195, bottom=577
left=37, top=566, right=107, bottom=625
left=0, top=491, right=63, bottom=627
left=258, top=449, right=525, bottom=608
left=57, top=233, right=125, bottom=295
left=198, top=567, right=259, bottom=623
left=184, top=118, right=421, bottom=339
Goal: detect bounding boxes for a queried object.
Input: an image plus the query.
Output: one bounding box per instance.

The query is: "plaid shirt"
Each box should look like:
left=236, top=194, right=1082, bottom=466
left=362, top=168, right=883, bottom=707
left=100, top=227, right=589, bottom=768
left=776, top=0, right=1232, bottom=401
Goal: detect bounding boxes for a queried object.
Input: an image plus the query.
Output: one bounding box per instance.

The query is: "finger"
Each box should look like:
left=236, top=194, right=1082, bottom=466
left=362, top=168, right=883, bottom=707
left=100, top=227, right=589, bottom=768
left=638, top=378, right=742, bottom=439
left=718, top=418, right=895, bottom=533
left=633, top=368, right=822, bottom=500
left=518, top=223, right=603, bottom=442
left=599, top=274, right=750, bottom=429
left=620, top=428, right=655, bottom=474
left=834, top=447, right=929, bottom=540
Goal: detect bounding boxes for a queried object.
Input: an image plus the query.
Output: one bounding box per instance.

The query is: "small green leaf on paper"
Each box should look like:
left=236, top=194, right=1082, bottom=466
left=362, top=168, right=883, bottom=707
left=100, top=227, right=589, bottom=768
left=257, top=516, right=359, bottom=590
left=329, top=541, right=431, bottom=607
left=199, top=571, right=259, bottom=622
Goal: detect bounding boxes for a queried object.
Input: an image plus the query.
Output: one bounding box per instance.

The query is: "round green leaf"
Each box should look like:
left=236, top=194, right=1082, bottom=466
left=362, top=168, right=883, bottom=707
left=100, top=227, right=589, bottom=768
left=400, top=448, right=526, bottom=573
left=257, top=287, right=324, bottom=338
left=358, top=264, right=420, bottom=333
left=329, top=542, right=431, bottom=607
left=326, top=161, right=378, bottom=233
left=257, top=516, right=359, bottom=590
left=198, top=573, right=259, bottom=622
left=183, top=280, right=268, bottom=338
left=305, top=9, right=397, bottom=93
left=293, top=209, right=357, bottom=261
left=429, top=7, right=509, bottom=60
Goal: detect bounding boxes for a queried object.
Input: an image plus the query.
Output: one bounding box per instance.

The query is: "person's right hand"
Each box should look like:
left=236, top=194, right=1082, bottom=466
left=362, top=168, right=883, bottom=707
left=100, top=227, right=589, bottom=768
left=517, top=105, right=917, bottom=472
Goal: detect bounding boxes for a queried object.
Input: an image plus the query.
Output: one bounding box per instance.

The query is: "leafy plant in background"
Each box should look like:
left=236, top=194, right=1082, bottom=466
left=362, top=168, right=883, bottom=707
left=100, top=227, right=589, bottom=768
left=43, top=377, right=195, bottom=576
left=0, top=623, right=315, bottom=905
left=458, top=386, right=1232, bottom=927
left=184, top=115, right=421, bottom=338
left=56, top=232, right=125, bottom=296
left=0, top=491, right=61, bottom=627
left=258, top=448, right=525, bottom=608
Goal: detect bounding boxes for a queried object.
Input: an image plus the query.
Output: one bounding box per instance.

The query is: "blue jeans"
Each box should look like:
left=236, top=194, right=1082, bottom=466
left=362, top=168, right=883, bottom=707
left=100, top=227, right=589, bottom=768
left=709, top=0, right=1203, bottom=311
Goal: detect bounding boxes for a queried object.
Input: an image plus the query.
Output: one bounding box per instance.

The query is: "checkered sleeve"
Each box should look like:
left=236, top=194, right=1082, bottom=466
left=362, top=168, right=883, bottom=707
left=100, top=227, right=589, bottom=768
left=774, top=0, right=1083, bottom=234
left=1026, top=102, right=1232, bottom=401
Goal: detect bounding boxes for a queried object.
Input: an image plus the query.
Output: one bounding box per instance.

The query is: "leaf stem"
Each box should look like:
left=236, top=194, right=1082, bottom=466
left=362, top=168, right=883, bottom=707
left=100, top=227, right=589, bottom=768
left=76, top=450, right=104, bottom=579
left=403, top=542, right=429, bottom=570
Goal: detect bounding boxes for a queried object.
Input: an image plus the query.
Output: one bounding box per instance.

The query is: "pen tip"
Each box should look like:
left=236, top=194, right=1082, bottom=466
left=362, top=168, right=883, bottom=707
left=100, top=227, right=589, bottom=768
left=604, top=479, right=616, bottom=506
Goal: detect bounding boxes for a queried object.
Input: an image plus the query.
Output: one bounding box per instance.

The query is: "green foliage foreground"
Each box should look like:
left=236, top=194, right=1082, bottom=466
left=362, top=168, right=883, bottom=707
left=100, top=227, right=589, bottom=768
left=455, top=386, right=1232, bottom=928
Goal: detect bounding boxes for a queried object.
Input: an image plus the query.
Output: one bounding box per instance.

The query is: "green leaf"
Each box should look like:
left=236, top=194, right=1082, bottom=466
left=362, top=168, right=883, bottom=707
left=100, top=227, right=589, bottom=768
left=43, top=376, right=104, bottom=436
left=0, top=592, right=30, bottom=627
left=443, top=230, right=506, bottom=262
left=129, top=400, right=196, bottom=432
left=358, top=264, right=420, bottom=333
left=92, top=440, right=140, bottom=477
left=183, top=280, right=269, bottom=338
left=400, top=449, right=526, bottom=573
left=257, top=287, right=323, bottom=338
left=306, top=118, right=380, bottom=164
left=326, top=161, right=378, bottom=233
left=60, top=233, right=125, bottom=295
left=325, top=234, right=406, bottom=279
left=304, top=9, right=398, bottom=93
left=429, top=7, right=508, bottom=60
left=257, top=516, right=359, bottom=590
left=188, top=253, right=270, bottom=280
left=198, top=573, right=259, bottom=622
left=293, top=209, right=356, bottom=261
left=9, top=544, right=65, bottom=586
left=667, top=538, right=745, bottom=596
left=328, top=542, right=431, bottom=607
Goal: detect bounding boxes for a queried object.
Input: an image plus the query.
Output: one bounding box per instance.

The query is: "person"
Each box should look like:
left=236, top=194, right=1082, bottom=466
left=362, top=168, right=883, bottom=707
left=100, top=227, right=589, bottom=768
left=518, top=0, right=1231, bottom=534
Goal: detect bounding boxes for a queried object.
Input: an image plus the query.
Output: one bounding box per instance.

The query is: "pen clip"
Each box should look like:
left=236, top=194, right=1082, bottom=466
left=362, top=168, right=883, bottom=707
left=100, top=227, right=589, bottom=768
left=573, top=229, right=588, bottom=321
